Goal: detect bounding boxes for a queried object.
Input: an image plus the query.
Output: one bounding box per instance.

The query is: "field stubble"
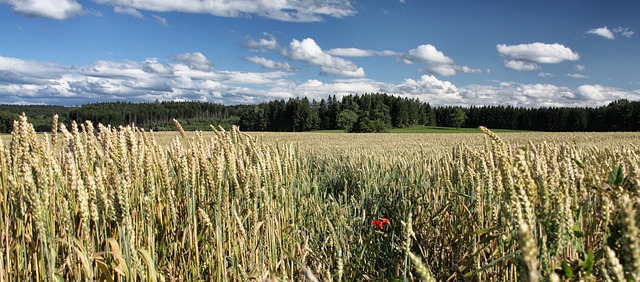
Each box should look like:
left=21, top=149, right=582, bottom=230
left=1, top=115, right=639, bottom=281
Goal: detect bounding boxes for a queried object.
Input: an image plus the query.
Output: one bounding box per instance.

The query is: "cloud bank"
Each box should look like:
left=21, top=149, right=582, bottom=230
left=94, top=0, right=356, bottom=22
left=2, top=0, right=357, bottom=21
left=2, top=54, right=638, bottom=107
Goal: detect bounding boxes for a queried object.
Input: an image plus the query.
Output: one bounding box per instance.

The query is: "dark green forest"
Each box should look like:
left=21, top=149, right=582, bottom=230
left=1, top=93, right=639, bottom=133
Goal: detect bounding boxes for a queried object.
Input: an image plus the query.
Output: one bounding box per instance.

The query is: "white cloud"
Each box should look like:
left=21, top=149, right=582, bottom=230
left=2, top=0, right=83, bottom=20
left=0, top=54, right=293, bottom=105
left=588, top=26, right=615, bottom=40
left=497, top=42, right=579, bottom=64
left=114, top=5, right=143, bottom=18
left=152, top=15, right=169, bottom=26
left=425, top=64, right=456, bottom=76
left=401, top=44, right=481, bottom=77
left=327, top=48, right=398, bottom=57
left=614, top=27, right=634, bottom=38
left=567, top=73, right=587, bottom=79
left=588, top=26, right=635, bottom=39
left=286, top=38, right=365, bottom=78
left=2, top=54, right=639, bottom=107
left=575, top=84, right=635, bottom=102
left=458, top=65, right=483, bottom=74
left=92, top=0, right=356, bottom=22
left=142, top=58, right=172, bottom=74
left=402, top=44, right=454, bottom=65
left=390, top=75, right=458, bottom=94
left=169, top=52, right=212, bottom=71
left=504, top=60, right=540, bottom=71
left=459, top=83, right=577, bottom=107
left=497, top=42, right=579, bottom=72
left=246, top=56, right=293, bottom=70
left=245, top=33, right=280, bottom=52
left=378, top=75, right=465, bottom=105
left=458, top=82, right=640, bottom=107
left=280, top=78, right=381, bottom=101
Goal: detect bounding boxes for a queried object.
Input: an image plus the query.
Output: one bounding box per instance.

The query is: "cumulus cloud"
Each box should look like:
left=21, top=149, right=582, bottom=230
left=425, top=64, right=456, bottom=76
left=458, top=82, right=575, bottom=107
left=401, top=44, right=481, bottom=76
left=575, top=84, right=633, bottom=102
left=169, top=52, right=212, bottom=71
left=504, top=60, right=540, bottom=71
left=497, top=42, right=579, bottom=71
left=0, top=54, right=463, bottom=105
left=0, top=54, right=293, bottom=105
left=497, top=43, right=579, bottom=64
left=588, top=26, right=635, bottom=39
left=401, top=44, right=453, bottom=65
left=142, top=58, right=172, bottom=74
left=2, top=54, right=639, bottom=107
left=327, top=48, right=398, bottom=57
left=246, top=56, right=293, bottom=70
left=386, top=75, right=459, bottom=97
left=278, top=78, right=382, bottom=101
left=91, top=0, right=356, bottom=22
left=286, top=38, right=365, bottom=78
left=458, top=82, right=640, bottom=107
left=2, top=0, right=84, bottom=20
left=273, top=75, right=464, bottom=105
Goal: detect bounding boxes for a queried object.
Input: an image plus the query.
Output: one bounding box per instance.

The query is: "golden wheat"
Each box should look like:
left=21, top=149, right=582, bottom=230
left=1, top=115, right=640, bottom=281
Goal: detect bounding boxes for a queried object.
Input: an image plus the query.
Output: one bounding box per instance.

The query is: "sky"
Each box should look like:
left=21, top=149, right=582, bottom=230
left=1, top=0, right=639, bottom=107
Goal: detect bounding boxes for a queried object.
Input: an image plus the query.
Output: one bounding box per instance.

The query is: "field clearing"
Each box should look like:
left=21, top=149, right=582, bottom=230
left=5, top=129, right=640, bottom=152
left=1, top=117, right=640, bottom=281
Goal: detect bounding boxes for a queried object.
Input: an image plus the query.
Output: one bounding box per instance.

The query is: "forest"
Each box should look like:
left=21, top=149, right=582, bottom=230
left=0, top=93, right=639, bottom=133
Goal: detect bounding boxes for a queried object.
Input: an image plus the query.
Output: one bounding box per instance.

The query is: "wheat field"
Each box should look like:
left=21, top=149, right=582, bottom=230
left=1, top=114, right=639, bottom=281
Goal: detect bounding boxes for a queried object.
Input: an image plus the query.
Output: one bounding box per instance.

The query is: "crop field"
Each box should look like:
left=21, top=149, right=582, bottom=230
left=1, top=115, right=640, bottom=281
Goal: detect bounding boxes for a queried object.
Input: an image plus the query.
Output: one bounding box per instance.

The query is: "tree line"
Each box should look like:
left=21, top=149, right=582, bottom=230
left=239, top=94, right=640, bottom=132
left=238, top=94, right=435, bottom=132
left=0, top=94, right=639, bottom=133
left=0, top=101, right=241, bottom=133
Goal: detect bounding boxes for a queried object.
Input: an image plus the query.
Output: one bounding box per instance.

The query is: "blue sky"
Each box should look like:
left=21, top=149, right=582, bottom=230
left=1, top=0, right=639, bottom=107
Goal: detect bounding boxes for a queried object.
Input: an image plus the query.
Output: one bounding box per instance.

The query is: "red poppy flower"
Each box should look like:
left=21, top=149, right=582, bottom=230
left=372, top=218, right=391, bottom=230
left=372, top=219, right=384, bottom=230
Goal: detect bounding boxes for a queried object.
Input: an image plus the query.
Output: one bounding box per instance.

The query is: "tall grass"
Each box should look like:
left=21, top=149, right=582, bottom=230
left=1, top=114, right=639, bottom=281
